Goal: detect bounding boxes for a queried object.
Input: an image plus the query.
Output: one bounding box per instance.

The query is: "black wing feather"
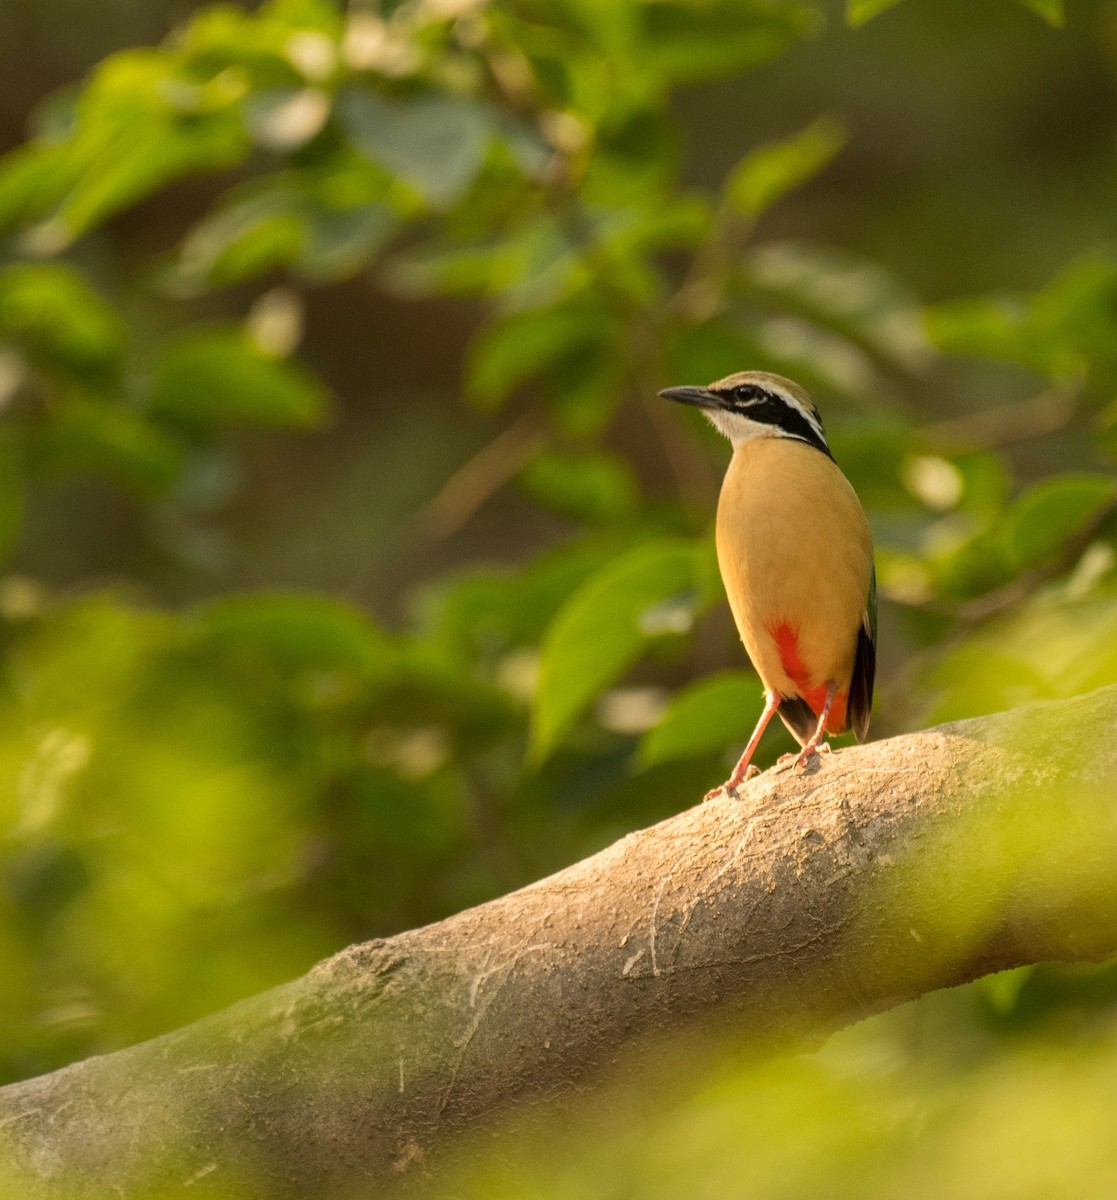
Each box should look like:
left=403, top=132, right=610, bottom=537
left=848, top=565, right=877, bottom=742
left=777, top=695, right=819, bottom=746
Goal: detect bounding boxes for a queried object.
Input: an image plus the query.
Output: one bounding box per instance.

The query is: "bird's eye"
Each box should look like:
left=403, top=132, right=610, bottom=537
left=734, top=385, right=761, bottom=405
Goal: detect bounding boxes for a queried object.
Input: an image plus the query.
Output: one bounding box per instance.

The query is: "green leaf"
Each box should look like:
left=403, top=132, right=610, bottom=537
left=954, top=452, right=1012, bottom=519
left=846, top=0, right=905, bottom=25
left=546, top=348, right=625, bottom=439
left=57, top=113, right=246, bottom=241
left=175, top=189, right=305, bottom=287
left=1014, top=0, right=1065, bottom=25
left=519, top=449, right=640, bottom=524
left=416, top=538, right=617, bottom=664
left=532, top=539, right=706, bottom=758
left=1029, top=257, right=1117, bottom=381
left=32, top=397, right=185, bottom=494
left=583, top=108, right=675, bottom=205
left=591, top=195, right=712, bottom=263
left=926, top=255, right=1117, bottom=390
left=298, top=202, right=396, bottom=283
left=338, top=89, right=493, bottom=207
left=930, top=530, right=1016, bottom=602
left=638, top=672, right=762, bottom=768
left=387, top=220, right=576, bottom=307
left=745, top=241, right=929, bottom=373
left=175, top=2, right=338, bottom=89
left=465, top=308, right=608, bottom=411
left=924, top=296, right=1031, bottom=365
left=175, top=168, right=397, bottom=289
left=201, top=592, right=393, bottom=676
left=0, top=143, right=75, bottom=237
left=727, top=117, right=846, bottom=218
left=637, top=1, right=819, bottom=82
left=48, top=50, right=248, bottom=240
left=1000, top=474, right=1117, bottom=572
left=0, top=263, right=126, bottom=386
left=0, top=53, right=249, bottom=241
left=150, top=328, right=328, bottom=429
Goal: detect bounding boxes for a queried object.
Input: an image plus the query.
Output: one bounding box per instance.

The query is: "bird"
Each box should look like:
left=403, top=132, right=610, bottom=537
left=659, top=370, right=876, bottom=797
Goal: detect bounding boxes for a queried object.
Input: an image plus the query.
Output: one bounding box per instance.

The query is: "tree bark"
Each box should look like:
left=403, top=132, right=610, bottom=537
left=2, top=686, right=1116, bottom=1198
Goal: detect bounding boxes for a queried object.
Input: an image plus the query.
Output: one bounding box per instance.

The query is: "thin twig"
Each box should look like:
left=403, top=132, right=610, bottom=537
left=925, top=386, right=1079, bottom=453
left=418, top=410, right=547, bottom=541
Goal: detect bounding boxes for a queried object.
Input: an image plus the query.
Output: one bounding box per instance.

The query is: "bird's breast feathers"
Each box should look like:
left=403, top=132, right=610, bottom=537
left=715, top=437, right=873, bottom=723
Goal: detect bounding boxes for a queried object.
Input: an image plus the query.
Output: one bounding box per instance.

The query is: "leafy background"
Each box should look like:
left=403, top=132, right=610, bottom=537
left=1, top=0, right=1117, bottom=1192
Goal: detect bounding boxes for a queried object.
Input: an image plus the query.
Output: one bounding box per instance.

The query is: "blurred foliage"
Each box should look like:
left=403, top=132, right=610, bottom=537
left=435, top=965, right=1117, bottom=1200
left=847, top=0, right=1065, bottom=25
left=0, top=0, right=1116, bottom=1191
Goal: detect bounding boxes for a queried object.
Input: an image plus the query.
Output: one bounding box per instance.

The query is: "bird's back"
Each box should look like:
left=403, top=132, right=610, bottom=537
left=715, top=437, right=874, bottom=738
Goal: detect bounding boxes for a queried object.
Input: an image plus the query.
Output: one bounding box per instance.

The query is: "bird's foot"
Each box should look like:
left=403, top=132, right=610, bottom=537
left=704, top=763, right=760, bottom=801
left=793, top=741, right=829, bottom=771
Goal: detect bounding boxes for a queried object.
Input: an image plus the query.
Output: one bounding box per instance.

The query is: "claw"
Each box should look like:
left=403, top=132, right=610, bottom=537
left=705, top=763, right=759, bottom=802
left=794, top=739, right=833, bottom=771
left=794, top=745, right=820, bottom=770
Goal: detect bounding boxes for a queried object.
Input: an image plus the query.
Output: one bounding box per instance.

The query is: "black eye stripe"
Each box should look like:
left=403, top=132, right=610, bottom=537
left=717, top=386, right=832, bottom=459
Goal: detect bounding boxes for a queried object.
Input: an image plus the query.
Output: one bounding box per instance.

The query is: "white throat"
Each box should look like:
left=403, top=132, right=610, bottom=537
left=704, top=409, right=780, bottom=447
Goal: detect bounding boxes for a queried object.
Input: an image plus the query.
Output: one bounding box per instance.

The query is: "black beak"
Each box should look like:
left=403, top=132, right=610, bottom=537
left=658, top=385, right=720, bottom=410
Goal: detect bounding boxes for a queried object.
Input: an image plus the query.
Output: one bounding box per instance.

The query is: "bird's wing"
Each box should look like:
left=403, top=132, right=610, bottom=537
left=848, top=564, right=877, bottom=742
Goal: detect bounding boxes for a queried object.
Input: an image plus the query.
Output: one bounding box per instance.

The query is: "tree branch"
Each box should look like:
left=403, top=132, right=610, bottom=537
left=2, top=685, right=1117, bottom=1198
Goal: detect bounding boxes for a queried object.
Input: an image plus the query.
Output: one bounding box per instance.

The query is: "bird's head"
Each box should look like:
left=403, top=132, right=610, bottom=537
left=658, top=371, right=830, bottom=456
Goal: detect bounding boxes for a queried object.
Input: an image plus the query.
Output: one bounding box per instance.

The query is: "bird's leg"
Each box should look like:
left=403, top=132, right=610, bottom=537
left=794, top=682, right=837, bottom=769
left=706, top=691, right=781, bottom=801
